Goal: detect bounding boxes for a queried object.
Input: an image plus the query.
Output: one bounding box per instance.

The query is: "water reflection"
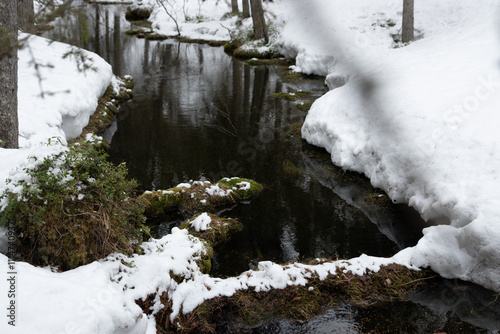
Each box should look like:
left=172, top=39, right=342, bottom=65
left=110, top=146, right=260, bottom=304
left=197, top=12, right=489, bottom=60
left=102, top=35, right=416, bottom=275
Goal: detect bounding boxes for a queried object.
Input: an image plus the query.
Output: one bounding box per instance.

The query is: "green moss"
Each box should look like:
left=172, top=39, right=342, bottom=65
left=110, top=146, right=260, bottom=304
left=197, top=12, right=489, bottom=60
left=177, top=37, right=213, bottom=44
left=166, top=264, right=436, bottom=332
left=281, top=159, right=303, bottom=177
left=145, top=33, right=169, bottom=41
left=208, top=40, right=227, bottom=47
left=194, top=240, right=214, bottom=274
left=179, top=213, right=243, bottom=246
left=0, top=139, right=149, bottom=270
left=271, top=90, right=312, bottom=102
left=76, top=76, right=133, bottom=140
left=216, top=177, right=264, bottom=200
left=297, top=102, right=313, bottom=112
left=141, top=178, right=263, bottom=217
left=281, top=70, right=302, bottom=83
left=362, top=193, right=392, bottom=207
left=387, top=19, right=396, bottom=27
left=140, top=190, right=183, bottom=216
left=271, top=92, right=298, bottom=101
left=286, top=122, right=303, bottom=136
left=168, top=271, right=185, bottom=284
left=139, top=258, right=437, bottom=332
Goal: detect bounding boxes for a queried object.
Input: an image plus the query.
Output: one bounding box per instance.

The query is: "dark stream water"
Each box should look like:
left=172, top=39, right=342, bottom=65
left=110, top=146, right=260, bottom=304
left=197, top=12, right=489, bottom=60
left=47, top=2, right=500, bottom=332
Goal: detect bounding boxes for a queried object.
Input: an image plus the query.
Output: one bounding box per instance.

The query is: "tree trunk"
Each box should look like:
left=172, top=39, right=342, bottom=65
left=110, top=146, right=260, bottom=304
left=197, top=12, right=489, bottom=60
left=17, top=0, right=34, bottom=32
left=242, top=0, right=250, bottom=18
left=250, top=0, right=268, bottom=43
left=0, top=0, right=19, bottom=149
left=402, top=0, right=414, bottom=43
left=231, top=0, right=238, bottom=13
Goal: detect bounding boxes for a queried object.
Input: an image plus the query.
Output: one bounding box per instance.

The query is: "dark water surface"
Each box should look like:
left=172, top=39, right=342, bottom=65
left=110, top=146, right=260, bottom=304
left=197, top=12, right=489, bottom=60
left=102, top=27, right=423, bottom=276
left=47, top=2, right=500, bottom=332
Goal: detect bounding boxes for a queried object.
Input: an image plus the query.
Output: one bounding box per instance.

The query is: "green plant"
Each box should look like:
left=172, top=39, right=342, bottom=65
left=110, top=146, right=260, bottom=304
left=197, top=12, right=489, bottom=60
left=387, top=19, right=396, bottom=27
left=0, top=138, right=149, bottom=270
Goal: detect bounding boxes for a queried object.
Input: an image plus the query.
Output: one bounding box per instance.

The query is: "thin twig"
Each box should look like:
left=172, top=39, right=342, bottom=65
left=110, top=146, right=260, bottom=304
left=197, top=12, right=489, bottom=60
left=398, top=275, right=438, bottom=286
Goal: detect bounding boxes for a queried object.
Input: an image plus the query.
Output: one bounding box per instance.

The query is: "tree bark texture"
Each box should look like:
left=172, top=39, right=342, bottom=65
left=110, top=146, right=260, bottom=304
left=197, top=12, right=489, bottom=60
left=231, top=0, right=238, bottom=13
left=0, top=0, right=19, bottom=149
left=242, top=0, right=250, bottom=18
left=17, top=0, right=34, bottom=31
left=402, top=0, right=414, bottom=43
left=250, top=0, right=268, bottom=43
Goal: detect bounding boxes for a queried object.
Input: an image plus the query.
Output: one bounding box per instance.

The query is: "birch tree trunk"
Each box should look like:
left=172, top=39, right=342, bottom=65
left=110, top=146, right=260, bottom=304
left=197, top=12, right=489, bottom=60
left=0, top=0, right=19, bottom=149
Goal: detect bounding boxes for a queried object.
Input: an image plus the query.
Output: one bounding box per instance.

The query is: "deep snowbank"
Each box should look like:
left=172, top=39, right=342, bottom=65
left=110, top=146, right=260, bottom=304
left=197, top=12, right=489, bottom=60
left=299, top=0, right=500, bottom=291
left=0, top=34, right=112, bottom=196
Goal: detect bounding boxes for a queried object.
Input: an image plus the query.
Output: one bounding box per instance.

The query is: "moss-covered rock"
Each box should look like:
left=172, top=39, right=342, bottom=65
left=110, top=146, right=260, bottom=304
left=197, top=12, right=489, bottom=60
left=145, top=33, right=169, bottom=41
left=140, top=177, right=263, bottom=217
left=179, top=212, right=243, bottom=246
left=233, top=45, right=272, bottom=59
left=247, top=57, right=294, bottom=66
left=217, top=177, right=263, bottom=200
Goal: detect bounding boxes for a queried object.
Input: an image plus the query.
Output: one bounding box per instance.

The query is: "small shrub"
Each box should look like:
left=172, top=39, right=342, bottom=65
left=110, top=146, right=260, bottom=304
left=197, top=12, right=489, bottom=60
left=0, top=138, right=149, bottom=270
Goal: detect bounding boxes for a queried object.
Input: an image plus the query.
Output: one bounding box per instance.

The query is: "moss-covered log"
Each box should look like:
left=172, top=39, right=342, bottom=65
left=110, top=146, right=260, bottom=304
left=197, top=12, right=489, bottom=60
left=140, top=263, right=437, bottom=333
left=179, top=212, right=243, bottom=246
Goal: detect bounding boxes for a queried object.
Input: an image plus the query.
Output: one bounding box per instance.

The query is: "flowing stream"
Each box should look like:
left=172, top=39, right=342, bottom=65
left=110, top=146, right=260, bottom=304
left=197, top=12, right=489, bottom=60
left=46, top=2, right=500, bottom=332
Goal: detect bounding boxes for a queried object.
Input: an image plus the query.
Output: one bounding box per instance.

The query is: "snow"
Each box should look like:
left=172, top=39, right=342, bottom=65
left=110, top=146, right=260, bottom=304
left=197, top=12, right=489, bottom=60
left=205, top=184, right=233, bottom=197
left=294, top=0, right=500, bottom=292
left=189, top=212, right=212, bottom=231
left=1, top=0, right=500, bottom=332
left=236, top=181, right=251, bottom=190
left=0, top=33, right=112, bottom=211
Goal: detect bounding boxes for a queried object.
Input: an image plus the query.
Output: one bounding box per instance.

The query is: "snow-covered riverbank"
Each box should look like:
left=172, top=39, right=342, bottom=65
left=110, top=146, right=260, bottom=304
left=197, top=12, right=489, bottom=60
left=291, top=0, right=500, bottom=292
left=0, top=33, right=112, bottom=187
